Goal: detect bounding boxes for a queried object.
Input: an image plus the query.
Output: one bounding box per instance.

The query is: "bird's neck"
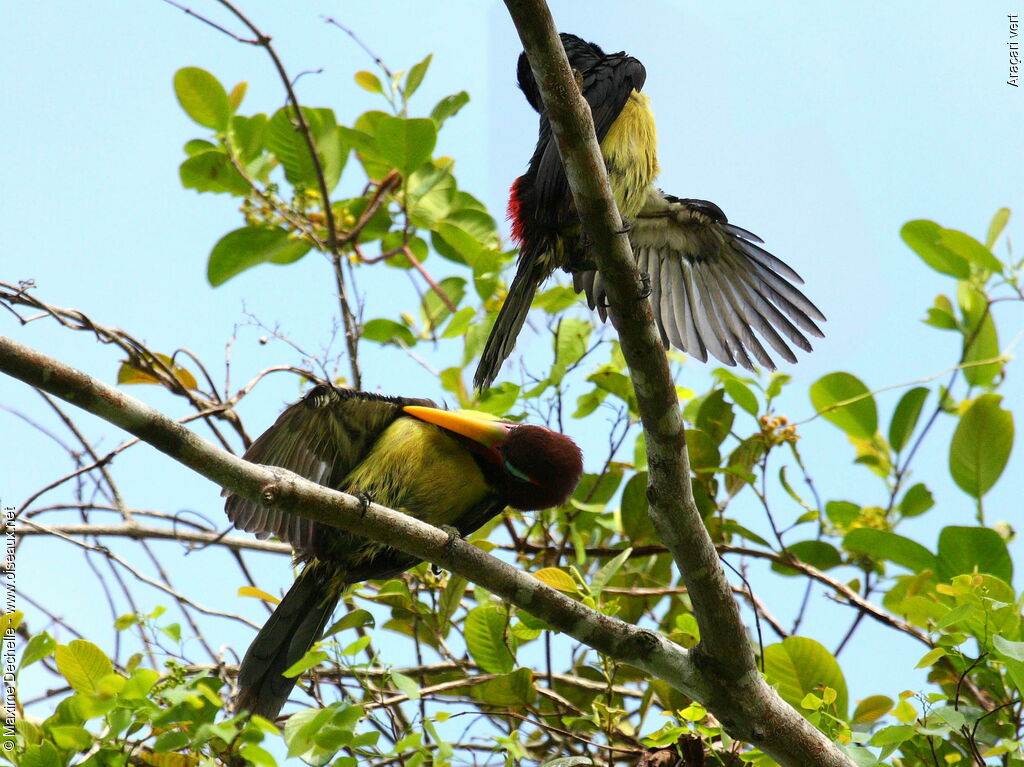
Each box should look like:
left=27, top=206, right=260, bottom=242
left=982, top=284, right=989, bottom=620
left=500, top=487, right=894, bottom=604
left=601, top=90, right=660, bottom=219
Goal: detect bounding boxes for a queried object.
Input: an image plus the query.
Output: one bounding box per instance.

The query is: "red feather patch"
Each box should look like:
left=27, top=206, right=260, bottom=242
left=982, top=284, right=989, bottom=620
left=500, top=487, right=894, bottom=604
left=507, top=177, right=525, bottom=245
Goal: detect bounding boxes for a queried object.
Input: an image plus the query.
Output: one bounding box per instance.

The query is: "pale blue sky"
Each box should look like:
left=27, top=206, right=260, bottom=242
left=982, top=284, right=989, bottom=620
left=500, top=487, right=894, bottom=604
left=3, top=0, right=1022, bottom=738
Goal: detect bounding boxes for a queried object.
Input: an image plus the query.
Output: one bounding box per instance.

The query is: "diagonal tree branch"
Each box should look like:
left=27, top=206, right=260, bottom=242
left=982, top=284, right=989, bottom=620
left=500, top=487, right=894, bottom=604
left=0, top=333, right=706, bottom=709
left=499, top=4, right=855, bottom=765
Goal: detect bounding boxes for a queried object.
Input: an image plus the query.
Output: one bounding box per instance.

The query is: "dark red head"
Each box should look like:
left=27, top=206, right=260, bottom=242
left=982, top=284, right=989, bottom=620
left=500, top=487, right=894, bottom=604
left=497, top=424, right=583, bottom=510
left=403, top=406, right=583, bottom=511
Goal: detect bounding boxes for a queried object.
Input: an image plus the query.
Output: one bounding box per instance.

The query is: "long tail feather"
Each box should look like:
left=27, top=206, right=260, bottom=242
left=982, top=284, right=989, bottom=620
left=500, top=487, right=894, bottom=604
left=474, top=257, right=548, bottom=391
left=235, top=566, right=338, bottom=720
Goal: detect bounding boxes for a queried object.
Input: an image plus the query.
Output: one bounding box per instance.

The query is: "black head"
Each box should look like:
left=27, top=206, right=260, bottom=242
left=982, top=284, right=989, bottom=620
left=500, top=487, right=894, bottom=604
left=517, top=33, right=608, bottom=113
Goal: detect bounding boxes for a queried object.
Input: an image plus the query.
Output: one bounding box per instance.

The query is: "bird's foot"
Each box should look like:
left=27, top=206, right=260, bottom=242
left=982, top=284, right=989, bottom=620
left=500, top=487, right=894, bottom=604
left=355, top=491, right=373, bottom=517
left=597, top=272, right=651, bottom=308
left=638, top=272, right=652, bottom=300
left=572, top=67, right=584, bottom=92
left=616, top=220, right=633, bottom=235
left=438, top=524, right=462, bottom=553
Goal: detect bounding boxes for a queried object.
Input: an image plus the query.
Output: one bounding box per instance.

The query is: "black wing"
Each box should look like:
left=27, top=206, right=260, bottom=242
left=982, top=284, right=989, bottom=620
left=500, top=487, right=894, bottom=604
left=574, top=189, right=826, bottom=370
left=223, top=386, right=433, bottom=555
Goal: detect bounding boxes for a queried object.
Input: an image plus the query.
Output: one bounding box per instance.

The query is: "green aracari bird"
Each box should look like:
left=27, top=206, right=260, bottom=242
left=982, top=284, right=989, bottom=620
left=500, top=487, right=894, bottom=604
left=474, top=33, right=825, bottom=390
left=224, top=385, right=583, bottom=719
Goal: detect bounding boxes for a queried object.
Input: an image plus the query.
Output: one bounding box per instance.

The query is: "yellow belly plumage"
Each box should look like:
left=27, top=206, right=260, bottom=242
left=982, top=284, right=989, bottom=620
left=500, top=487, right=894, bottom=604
left=340, top=417, right=491, bottom=567
left=601, top=90, right=660, bottom=218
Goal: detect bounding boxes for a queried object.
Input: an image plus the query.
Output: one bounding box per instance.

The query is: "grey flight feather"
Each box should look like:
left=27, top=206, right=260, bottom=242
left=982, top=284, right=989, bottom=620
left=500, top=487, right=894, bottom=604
left=576, top=188, right=825, bottom=371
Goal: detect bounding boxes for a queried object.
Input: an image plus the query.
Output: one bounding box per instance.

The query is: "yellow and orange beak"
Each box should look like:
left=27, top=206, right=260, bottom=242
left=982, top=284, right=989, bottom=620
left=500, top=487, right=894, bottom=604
left=403, top=406, right=514, bottom=448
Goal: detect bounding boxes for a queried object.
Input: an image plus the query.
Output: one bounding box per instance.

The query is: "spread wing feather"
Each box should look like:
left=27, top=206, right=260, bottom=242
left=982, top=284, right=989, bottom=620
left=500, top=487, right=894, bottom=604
left=577, top=189, right=825, bottom=371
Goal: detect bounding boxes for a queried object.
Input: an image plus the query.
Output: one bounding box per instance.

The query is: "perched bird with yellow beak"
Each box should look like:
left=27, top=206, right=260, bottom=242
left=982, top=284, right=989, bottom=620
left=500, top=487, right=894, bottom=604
left=474, top=34, right=825, bottom=390
left=224, top=385, right=583, bottom=720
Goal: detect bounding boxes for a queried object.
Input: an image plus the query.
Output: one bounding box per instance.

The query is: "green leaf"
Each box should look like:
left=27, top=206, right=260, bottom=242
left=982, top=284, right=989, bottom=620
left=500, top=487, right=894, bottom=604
left=958, top=282, right=1001, bottom=387
left=620, top=472, right=656, bottom=544
left=923, top=294, right=958, bottom=331
left=554, top=318, right=591, bottom=370
left=949, top=394, right=1013, bottom=498
left=267, top=106, right=345, bottom=193
left=207, top=226, right=311, bottom=286
left=404, top=54, right=431, bottom=99
left=986, top=207, right=1011, bottom=249
left=19, top=632, right=56, bottom=670
left=406, top=164, right=456, bottom=227
left=940, top=228, right=1002, bottom=272
left=809, top=372, right=877, bottom=439
left=888, top=387, right=929, bottom=453
left=590, top=547, right=632, bottom=596
left=825, top=500, right=860, bottom=529
left=725, top=435, right=765, bottom=498
left=572, top=468, right=623, bottom=506
left=852, top=695, right=893, bottom=723
left=422, top=276, right=466, bottom=333
left=589, top=371, right=636, bottom=411
left=869, top=725, right=915, bottom=747
left=50, top=724, right=92, bottom=751
left=283, top=650, right=329, bottom=678
left=441, top=306, right=476, bottom=339
left=474, top=382, right=520, bottom=416
left=227, top=81, right=247, bottom=111
left=229, top=113, right=268, bottom=164
left=915, top=647, right=947, bottom=669
left=390, top=671, right=421, bottom=700
left=362, top=318, right=417, bottom=347
left=772, top=541, right=841, bottom=575
left=843, top=528, right=936, bottom=573
left=470, top=667, right=536, bottom=707
left=376, top=116, right=436, bottom=177
left=533, top=567, right=578, bottom=593
left=336, top=196, right=392, bottom=244
left=534, top=285, right=580, bottom=314
left=239, top=744, right=277, bottom=767
left=344, top=634, right=372, bottom=651
left=20, top=742, right=62, bottom=767
left=435, top=209, right=500, bottom=263
left=685, top=428, right=720, bottom=471
left=180, top=150, right=250, bottom=196
left=183, top=138, right=216, bottom=156
left=765, top=372, right=792, bottom=400
left=696, top=389, right=735, bottom=445
left=354, top=70, right=383, bottom=94
left=464, top=606, right=515, bottom=674
left=55, top=640, right=114, bottom=695
left=994, top=635, right=1024, bottom=662
left=439, top=575, right=468, bottom=631
left=430, top=91, right=470, bottom=126
left=719, top=519, right=772, bottom=547
left=898, top=483, right=934, bottom=518
left=900, top=220, right=971, bottom=278
left=763, top=636, right=848, bottom=719
left=936, top=526, right=1013, bottom=582
left=722, top=377, right=759, bottom=416
left=174, top=67, right=231, bottom=130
